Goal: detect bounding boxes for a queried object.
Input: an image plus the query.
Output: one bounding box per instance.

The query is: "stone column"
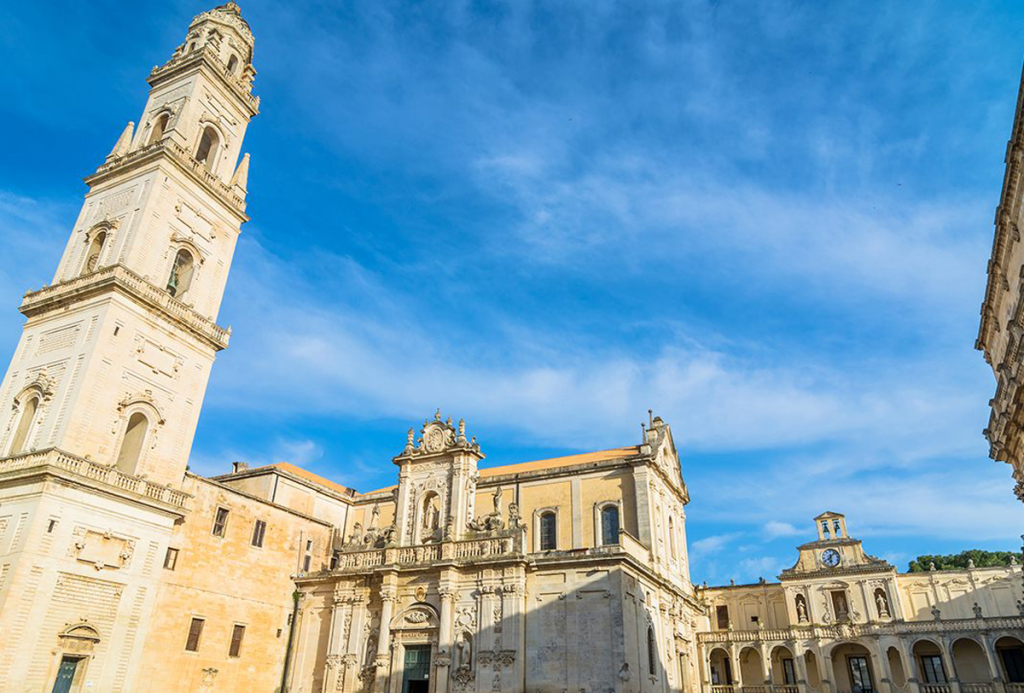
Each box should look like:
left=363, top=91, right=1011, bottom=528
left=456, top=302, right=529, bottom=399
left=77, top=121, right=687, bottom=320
left=819, top=648, right=837, bottom=693
left=870, top=640, right=893, bottom=693
left=731, top=644, right=744, bottom=691
left=760, top=643, right=772, bottom=687
left=325, top=595, right=349, bottom=693
left=374, top=577, right=398, bottom=693
left=979, top=633, right=1008, bottom=693
left=792, top=644, right=810, bottom=693
left=938, top=637, right=961, bottom=693
left=897, top=637, right=923, bottom=693
left=435, top=586, right=455, bottom=693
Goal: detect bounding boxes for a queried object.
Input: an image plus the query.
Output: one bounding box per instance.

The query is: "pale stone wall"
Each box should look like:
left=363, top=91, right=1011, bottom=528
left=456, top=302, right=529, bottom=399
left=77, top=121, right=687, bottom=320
left=135, top=475, right=333, bottom=693
left=0, top=473, right=178, bottom=692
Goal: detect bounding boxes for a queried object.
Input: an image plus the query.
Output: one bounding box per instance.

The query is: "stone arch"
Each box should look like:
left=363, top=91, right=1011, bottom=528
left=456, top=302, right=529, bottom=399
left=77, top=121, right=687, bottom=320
left=194, top=121, right=224, bottom=172
left=951, top=637, right=990, bottom=683
left=769, top=644, right=796, bottom=685
left=886, top=646, right=908, bottom=688
left=911, top=638, right=948, bottom=685
left=5, top=374, right=56, bottom=456
left=146, top=108, right=174, bottom=146
left=111, top=393, right=165, bottom=474
left=739, top=645, right=764, bottom=685
left=829, top=642, right=876, bottom=693
left=708, top=646, right=733, bottom=685
left=804, top=649, right=822, bottom=689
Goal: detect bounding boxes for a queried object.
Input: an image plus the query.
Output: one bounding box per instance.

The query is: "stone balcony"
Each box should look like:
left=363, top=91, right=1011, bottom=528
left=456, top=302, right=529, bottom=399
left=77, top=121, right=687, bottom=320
left=0, top=447, right=190, bottom=511
left=86, top=137, right=247, bottom=216
left=697, top=616, right=1024, bottom=645
left=20, top=263, right=230, bottom=351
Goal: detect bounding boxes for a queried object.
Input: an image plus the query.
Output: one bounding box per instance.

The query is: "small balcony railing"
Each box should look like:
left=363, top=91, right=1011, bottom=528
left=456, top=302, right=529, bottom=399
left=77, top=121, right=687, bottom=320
left=0, top=447, right=190, bottom=509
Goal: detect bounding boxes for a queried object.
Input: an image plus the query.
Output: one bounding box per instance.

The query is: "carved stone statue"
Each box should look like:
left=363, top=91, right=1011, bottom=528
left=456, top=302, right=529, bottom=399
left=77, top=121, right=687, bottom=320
left=618, top=663, right=631, bottom=681
left=875, top=591, right=890, bottom=618
left=795, top=596, right=808, bottom=623
left=973, top=602, right=983, bottom=618
left=492, top=486, right=503, bottom=514
left=507, top=502, right=522, bottom=529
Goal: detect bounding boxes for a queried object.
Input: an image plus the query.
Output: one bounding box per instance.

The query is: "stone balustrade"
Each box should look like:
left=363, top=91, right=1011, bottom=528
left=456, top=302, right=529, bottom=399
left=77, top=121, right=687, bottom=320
left=89, top=137, right=247, bottom=214
left=21, top=264, right=230, bottom=350
left=332, top=530, right=525, bottom=572
left=0, top=447, right=190, bottom=509
left=149, top=46, right=260, bottom=114
left=697, top=616, right=1024, bottom=645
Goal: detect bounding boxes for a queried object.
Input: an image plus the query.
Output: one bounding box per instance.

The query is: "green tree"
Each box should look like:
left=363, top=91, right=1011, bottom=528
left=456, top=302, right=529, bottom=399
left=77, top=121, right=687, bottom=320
left=907, top=549, right=1019, bottom=572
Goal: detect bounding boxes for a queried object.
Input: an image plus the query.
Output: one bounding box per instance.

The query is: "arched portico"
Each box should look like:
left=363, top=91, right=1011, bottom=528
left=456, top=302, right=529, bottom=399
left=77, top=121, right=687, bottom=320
left=709, top=646, right=735, bottom=690
left=829, top=642, right=878, bottom=693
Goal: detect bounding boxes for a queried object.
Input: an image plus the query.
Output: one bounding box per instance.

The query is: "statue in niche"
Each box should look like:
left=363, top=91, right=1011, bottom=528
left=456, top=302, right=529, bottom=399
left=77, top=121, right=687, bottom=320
left=874, top=590, right=890, bottom=618
left=795, top=595, right=808, bottom=623
left=424, top=497, right=439, bottom=529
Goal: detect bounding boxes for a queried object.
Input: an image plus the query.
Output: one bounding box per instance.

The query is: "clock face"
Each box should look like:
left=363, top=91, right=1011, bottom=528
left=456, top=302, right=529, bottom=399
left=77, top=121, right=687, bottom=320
left=822, top=548, right=841, bottom=568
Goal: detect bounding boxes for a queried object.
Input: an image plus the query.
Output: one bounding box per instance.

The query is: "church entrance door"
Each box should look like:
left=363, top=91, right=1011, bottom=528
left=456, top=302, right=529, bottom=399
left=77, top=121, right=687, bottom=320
left=402, top=645, right=431, bottom=693
left=51, top=656, right=82, bottom=693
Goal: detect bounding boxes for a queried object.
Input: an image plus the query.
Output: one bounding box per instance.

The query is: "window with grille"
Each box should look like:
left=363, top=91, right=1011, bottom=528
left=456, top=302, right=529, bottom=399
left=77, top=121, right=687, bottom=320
left=716, top=605, right=729, bottom=630
left=539, top=512, right=556, bottom=551
left=185, top=618, right=204, bottom=652
left=251, top=520, right=266, bottom=548
left=228, top=624, right=245, bottom=658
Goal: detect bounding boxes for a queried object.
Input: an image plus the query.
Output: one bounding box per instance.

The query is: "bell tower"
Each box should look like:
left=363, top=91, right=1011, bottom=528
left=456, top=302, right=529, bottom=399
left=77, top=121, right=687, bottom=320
left=0, top=2, right=257, bottom=486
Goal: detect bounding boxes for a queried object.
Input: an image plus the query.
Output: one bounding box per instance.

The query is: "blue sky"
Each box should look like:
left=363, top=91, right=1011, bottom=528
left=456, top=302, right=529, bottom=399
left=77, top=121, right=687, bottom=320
left=1, top=0, right=1022, bottom=584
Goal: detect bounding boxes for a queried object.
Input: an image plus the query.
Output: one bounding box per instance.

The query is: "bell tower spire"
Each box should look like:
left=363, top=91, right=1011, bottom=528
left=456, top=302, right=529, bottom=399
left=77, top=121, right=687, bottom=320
left=0, top=3, right=258, bottom=486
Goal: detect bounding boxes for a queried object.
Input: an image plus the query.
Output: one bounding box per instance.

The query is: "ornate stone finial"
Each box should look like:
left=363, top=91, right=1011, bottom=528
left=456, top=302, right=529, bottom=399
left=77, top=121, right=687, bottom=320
left=1011, top=554, right=1020, bottom=566
left=458, top=418, right=467, bottom=444
left=928, top=561, right=936, bottom=571
left=434, top=408, right=442, bottom=421
left=404, top=428, right=415, bottom=454
left=492, top=486, right=503, bottom=514
left=967, top=558, right=976, bottom=569
left=230, top=153, right=250, bottom=191
left=108, top=121, right=134, bottom=160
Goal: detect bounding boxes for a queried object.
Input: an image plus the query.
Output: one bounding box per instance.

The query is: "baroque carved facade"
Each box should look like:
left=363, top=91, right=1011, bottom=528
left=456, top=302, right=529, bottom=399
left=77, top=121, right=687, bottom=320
left=978, top=66, right=1024, bottom=504
left=0, top=5, right=1021, bottom=693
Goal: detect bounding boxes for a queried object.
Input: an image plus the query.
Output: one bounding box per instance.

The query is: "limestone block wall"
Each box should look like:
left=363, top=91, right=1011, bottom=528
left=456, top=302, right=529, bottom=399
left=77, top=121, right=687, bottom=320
left=135, top=475, right=333, bottom=693
left=0, top=475, right=176, bottom=692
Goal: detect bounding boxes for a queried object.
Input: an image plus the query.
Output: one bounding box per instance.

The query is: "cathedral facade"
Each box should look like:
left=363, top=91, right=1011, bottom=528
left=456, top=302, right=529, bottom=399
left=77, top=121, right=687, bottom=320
left=978, top=65, right=1024, bottom=505
left=0, top=4, right=1021, bottom=693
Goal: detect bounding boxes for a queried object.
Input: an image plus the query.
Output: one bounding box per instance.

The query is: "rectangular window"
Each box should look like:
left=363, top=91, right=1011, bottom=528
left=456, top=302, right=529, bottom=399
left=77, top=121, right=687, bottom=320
left=783, top=659, right=797, bottom=685
left=251, top=519, right=266, bottom=548
left=212, top=507, right=229, bottom=537
left=539, top=512, right=557, bottom=551
left=185, top=617, right=204, bottom=652
left=848, top=656, right=874, bottom=693
left=228, top=624, right=246, bottom=658
left=302, top=554, right=312, bottom=572
left=163, top=547, right=179, bottom=570
left=716, top=605, right=729, bottom=630
left=920, top=656, right=946, bottom=684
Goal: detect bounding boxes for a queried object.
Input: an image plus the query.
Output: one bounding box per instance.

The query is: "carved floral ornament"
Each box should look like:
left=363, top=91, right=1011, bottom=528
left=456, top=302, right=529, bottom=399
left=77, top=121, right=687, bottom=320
left=400, top=410, right=480, bottom=458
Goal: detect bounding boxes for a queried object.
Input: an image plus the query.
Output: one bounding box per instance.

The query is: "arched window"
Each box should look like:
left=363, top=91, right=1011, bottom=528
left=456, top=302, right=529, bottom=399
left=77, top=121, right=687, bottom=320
left=195, top=127, right=219, bottom=171
left=539, top=512, right=556, bottom=551
left=668, top=516, right=677, bottom=559
left=647, top=625, right=657, bottom=676
left=148, top=113, right=170, bottom=146
left=166, top=248, right=195, bottom=298
left=600, top=505, right=619, bottom=545
left=115, top=412, right=149, bottom=474
left=226, top=54, right=239, bottom=74
left=9, top=394, right=40, bottom=455
left=81, top=231, right=106, bottom=276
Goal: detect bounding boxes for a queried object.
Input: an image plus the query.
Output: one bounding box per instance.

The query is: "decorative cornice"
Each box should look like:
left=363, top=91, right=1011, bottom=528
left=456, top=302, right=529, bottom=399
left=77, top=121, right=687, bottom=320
left=86, top=138, right=248, bottom=220
left=20, top=264, right=230, bottom=351
left=148, top=45, right=259, bottom=116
